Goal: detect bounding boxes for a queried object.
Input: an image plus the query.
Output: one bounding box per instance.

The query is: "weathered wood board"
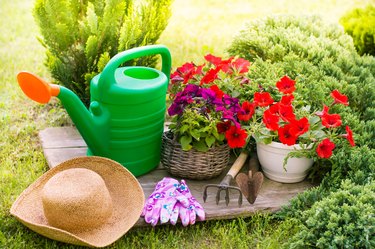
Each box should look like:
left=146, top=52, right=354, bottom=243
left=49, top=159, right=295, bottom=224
left=39, top=126, right=313, bottom=227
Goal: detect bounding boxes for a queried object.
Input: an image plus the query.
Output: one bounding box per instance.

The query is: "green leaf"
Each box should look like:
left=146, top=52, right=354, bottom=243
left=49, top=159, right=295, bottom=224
left=260, top=127, right=272, bottom=136
left=180, top=124, right=189, bottom=133
left=194, top=140, right=209, bottom=152
left=180, top=135, right=192, bottom=151
left=312, top=130, right=326, bottom=139
left=309, top=116, right=321, bottom=125
left=86, top=2, right=98, bottom=34
left=205, top=135, right=216, bottom=147
left=190, top=129, right=201, bottom=140
left=85, top=35, right=98, bottom=65
left=97, top=52, right=110, bottom=72
left=261, top=136, right=273, bottom=144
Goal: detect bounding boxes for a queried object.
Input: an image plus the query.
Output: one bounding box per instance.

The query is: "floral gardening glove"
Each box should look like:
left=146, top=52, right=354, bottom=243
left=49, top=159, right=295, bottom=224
left=174, top=179, right=206, bottom=226
left=141, top=177, right=181, bottom=226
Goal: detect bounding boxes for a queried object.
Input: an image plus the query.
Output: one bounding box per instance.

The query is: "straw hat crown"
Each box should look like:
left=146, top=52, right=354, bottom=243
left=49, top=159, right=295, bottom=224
left=42, top=168, right=113, bottom=231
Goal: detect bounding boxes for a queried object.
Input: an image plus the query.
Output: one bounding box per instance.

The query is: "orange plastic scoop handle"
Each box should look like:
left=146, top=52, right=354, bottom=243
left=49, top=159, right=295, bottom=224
left=17, top=72, right=60, bottom=104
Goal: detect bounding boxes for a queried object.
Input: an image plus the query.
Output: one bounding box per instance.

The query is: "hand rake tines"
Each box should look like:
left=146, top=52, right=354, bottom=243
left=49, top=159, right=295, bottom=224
left=203, top=151, right=248, bottom=206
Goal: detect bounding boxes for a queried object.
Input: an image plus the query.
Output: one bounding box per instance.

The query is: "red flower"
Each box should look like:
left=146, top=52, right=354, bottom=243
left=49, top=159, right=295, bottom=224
left=254, top=92, right=274, bottom=107
left=316, top=138, right=336, bottom=158
left=321, top=113, right=342, bottom=128
left=195, top=64, right=204, bottom=75
left=315, top=104, right=330, bottom=117
left=204, top=54, right=222, bottom=66
left=210, top=85, right=224, bottom=99
left=276, top=76, right=296, bottom=94
left=331, top=89, right=349, bottom=106
left=231, top=58, right=250, bottom=73
left=290, top=117, right=310, bottom=136
left=263, top=109, right=279, bottom=131
left=238, top=101, right=255, bottom=121
left=204, top=54, right=234, bottom=73
left=280, top=94, right=294, bottom=105
left=278, top=124, right=298, bottom=145
left=176, top=62, right=197, bottom=84
left=217, top=58, right=233, bottom=73
left=278, top=104, right=296, bottom=122
left=200, top=67, right=220, bottom=85
left=343, top=126, right=355, bottom=147
left=170, top=71, right=184, bottom=84
left=217, top=120, right=232, bottom=133
left=225, top=126, right=247, bottom=148
left=269, top=103, right=279, bottom=114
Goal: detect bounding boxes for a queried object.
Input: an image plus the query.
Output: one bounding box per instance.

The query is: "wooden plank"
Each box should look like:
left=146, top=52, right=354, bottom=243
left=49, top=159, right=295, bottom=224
left=39, top=126, right=313, bottom=227
left=39, top=127, right=87, bottom=149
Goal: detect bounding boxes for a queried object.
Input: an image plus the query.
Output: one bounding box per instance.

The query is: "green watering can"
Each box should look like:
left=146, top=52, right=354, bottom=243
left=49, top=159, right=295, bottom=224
left=17, top=45, right=171, bottom=176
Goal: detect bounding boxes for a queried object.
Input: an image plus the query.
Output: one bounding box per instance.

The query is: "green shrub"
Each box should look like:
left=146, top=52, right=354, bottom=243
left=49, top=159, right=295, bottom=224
left=340, top=5, right=375, bottom=56
left=228, top=16, right=375, bottom=123
left=228, top=15, right=374, bottom=150
left=227, top=16, right=375, bottom=242
left=286, top=180, right=375, bottom=248
left=34, top=0, right=172, bottom=106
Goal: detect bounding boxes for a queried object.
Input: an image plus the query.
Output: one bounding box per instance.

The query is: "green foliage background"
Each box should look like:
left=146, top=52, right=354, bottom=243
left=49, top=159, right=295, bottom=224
left=33, top=0, right=172, bottom=106
left=229, top=15, right=375, bottom=247
left=340, top=5, right=375, bottom=56
left=286, top=180, right=375, bottom=248
left=1, top=0, right=374, bottom=248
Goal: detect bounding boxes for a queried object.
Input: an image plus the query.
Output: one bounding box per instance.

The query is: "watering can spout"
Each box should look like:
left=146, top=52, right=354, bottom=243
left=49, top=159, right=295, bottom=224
left=17, top=72, right=108, bottom=155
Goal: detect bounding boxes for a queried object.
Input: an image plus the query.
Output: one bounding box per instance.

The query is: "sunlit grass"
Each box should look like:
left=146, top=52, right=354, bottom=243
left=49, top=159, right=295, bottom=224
left=0, top=0, right=372, bottom=248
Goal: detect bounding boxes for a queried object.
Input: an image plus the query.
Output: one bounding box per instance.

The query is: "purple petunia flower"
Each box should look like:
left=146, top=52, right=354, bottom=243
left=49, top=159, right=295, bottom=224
left=201, top=88, right=217, bottom=103
left=184, top=84, right=200, bottom=97
left=168, top=102, right=183, bottom=116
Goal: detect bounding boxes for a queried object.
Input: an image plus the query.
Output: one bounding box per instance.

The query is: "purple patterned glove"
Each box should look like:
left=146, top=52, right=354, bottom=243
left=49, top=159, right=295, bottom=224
left=141, top=177, right=180, bottom=226
left=142, top=178, right=205, bottom=226
left=176, top=179, right=206, bottom=226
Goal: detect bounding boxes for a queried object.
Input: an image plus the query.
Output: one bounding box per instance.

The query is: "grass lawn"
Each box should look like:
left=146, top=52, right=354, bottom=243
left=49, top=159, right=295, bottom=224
left=0, top=0, right=372, bottom=248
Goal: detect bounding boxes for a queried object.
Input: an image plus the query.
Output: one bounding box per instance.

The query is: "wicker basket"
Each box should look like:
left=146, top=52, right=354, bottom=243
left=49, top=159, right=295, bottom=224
left=161, top=131, right=230, bottom=180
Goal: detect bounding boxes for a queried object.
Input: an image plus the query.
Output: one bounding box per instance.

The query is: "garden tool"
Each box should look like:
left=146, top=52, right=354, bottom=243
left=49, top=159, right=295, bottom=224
left=203, top=151, right=248, bottom=206
left=235, top=153, right=264, bottom=204
left=17, top=45, right=171, bottom=176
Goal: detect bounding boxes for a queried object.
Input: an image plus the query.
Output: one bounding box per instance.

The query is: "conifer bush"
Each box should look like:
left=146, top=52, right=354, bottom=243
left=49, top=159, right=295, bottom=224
left=33, top=0, right=172, bottom=106
left=340, top=5, right=375, bottom=56
left=287, top=180, right=375, bottom=248
left=228, top=16, right=375, bottom=247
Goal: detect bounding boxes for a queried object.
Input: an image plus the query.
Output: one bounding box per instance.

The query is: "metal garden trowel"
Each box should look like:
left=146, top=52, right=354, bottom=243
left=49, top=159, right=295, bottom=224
left=235, top=153, right=264, bottom=204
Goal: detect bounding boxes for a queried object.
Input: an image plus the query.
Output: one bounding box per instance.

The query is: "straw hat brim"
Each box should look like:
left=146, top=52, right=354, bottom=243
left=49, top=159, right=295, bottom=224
left=10, top=156, right=145, bottom=248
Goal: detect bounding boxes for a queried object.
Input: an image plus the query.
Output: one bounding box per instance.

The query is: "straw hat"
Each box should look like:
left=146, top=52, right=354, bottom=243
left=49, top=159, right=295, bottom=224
left=10, top=156, right=145, bottom=248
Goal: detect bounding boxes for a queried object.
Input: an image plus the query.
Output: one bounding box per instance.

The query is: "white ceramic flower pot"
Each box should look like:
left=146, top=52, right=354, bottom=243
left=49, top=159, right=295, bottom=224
left=256, top=141, right=314, bottom=183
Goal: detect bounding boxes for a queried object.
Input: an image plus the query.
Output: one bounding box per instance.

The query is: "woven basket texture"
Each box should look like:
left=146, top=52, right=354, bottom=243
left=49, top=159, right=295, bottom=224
left=161, top=132, right=230, bottom=180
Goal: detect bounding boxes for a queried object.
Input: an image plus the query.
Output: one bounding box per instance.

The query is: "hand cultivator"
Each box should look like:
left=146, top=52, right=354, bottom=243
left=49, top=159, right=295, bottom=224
left=203, top=151, right=248, bottom=206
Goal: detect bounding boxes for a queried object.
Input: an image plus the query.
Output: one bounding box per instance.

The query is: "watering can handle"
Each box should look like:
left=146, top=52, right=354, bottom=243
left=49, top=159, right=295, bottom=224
left=98, top=45, right=171, bottom=91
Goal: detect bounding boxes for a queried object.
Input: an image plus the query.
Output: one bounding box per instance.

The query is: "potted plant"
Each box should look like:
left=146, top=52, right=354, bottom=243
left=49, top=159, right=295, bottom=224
left=241, top=75, right=356, bottom=183
left=162, top=55, right=250, bottom=180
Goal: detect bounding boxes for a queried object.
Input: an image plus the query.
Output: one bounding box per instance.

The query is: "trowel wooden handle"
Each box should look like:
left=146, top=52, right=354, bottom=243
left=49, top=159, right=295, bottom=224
left=227, top=151, right=248, bottom=178
left=248, top=152, right=260, bottom=173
